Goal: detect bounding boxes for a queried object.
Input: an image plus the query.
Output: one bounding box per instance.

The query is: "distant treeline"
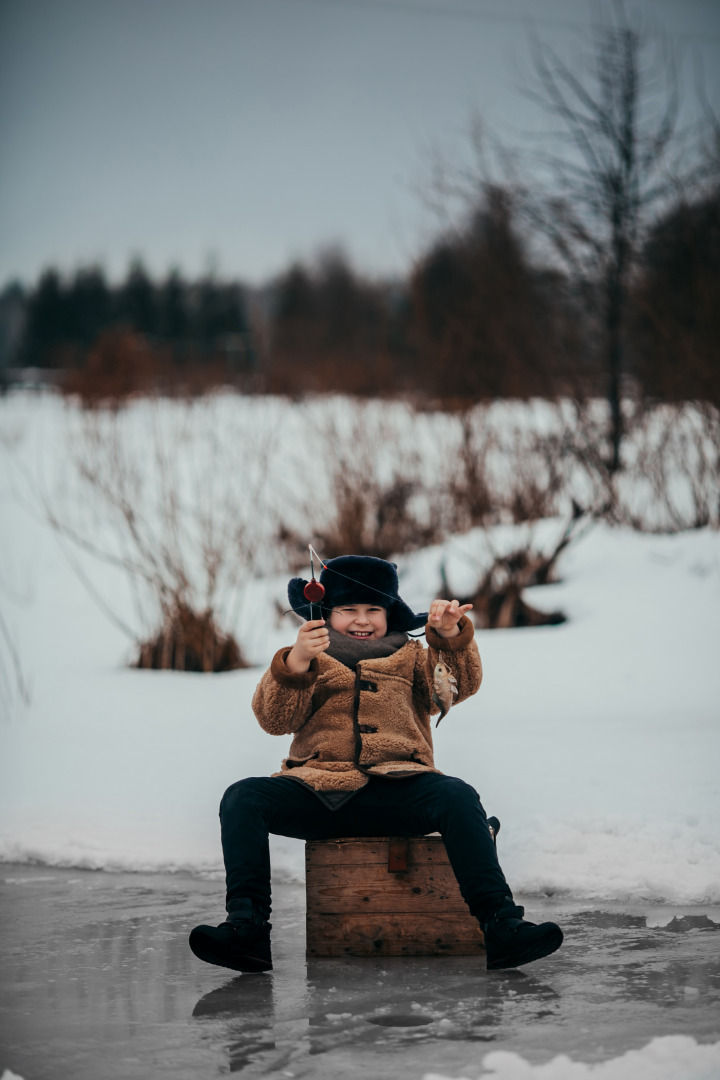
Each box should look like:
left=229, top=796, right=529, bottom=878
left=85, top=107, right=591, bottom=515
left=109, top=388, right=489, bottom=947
left=1, top=183, right=718, bottom=406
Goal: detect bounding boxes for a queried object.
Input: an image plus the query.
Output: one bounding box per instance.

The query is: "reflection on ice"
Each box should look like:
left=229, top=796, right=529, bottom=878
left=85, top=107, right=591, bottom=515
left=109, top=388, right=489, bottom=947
left=189, top=947, right=564, bottom=1073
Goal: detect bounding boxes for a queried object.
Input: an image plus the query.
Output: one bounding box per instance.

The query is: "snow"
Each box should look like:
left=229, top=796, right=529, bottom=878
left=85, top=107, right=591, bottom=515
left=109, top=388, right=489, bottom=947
left=1, top=392, right=719, bottom=907
left=423, top=1035, right=720, bottom=1080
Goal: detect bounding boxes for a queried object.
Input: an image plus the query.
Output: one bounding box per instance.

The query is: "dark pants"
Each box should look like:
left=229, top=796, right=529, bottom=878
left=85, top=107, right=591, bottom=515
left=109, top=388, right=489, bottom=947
left=219, top=773, right=513, bottom=924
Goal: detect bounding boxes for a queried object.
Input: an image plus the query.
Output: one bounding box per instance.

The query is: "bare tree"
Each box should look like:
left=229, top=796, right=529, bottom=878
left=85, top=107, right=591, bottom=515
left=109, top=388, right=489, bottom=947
left=522, top=0, right=709, bottom=471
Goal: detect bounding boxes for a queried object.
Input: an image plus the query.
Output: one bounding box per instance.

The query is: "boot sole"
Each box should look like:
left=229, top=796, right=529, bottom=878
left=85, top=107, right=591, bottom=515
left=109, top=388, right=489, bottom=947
left=189, top=928, right=273, bottom=973
left=486, top=925, right=563, bottom=970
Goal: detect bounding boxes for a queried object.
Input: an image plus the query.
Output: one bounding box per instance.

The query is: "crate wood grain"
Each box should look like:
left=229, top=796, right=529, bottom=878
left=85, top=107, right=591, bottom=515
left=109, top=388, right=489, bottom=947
left=305, top=836, right=486, bottom=957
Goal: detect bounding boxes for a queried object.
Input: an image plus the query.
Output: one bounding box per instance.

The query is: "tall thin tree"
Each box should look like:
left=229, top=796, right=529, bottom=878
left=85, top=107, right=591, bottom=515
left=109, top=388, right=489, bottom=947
left=522, top=1, right=705, bottom=470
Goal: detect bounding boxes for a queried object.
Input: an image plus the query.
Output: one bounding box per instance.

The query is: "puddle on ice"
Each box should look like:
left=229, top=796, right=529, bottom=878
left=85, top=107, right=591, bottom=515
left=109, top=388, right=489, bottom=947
left=663, top=914, right=720, bottom=933
left=367, top=1013, right=434, bottom=1027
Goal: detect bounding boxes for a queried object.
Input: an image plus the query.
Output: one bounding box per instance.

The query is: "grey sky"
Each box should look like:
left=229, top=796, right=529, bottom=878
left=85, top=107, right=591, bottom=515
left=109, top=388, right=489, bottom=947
left=1, top=0, right=718, bottom=288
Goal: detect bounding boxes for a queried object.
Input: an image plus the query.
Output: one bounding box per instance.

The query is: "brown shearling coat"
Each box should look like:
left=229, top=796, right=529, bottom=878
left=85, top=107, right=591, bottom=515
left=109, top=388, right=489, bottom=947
left=251, top=616, right=483, bottom=793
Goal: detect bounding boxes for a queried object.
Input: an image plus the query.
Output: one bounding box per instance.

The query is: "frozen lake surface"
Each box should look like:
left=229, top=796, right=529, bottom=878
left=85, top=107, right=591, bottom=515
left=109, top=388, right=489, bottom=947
left=1, top=865, right=719, bottom=1080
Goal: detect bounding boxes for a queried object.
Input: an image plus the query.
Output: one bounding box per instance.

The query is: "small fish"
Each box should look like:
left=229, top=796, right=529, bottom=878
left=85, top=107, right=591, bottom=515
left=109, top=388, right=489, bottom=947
left=432, top=658, right=458, bottom=727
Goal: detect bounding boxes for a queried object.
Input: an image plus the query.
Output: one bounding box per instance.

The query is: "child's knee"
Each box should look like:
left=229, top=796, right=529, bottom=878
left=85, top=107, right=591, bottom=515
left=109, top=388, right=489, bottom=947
left=219, top=776, right=266, bottom=817
left=438, top=775, right=483, bottom=810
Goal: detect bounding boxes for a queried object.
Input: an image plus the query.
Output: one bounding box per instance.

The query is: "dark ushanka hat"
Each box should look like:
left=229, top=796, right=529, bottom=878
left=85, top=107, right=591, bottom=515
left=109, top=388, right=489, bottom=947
left=288, top=555, right=428, bottom=633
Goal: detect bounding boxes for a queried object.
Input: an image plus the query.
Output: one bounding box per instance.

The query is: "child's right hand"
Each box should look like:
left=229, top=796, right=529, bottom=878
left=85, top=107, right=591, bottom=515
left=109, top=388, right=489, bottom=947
left=285, top=619, right=330, bottom=672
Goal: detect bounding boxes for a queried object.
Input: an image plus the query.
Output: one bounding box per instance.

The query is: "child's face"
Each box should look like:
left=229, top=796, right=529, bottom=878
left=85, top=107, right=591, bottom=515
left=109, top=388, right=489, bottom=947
left=329, top=604, right=388, bottom=639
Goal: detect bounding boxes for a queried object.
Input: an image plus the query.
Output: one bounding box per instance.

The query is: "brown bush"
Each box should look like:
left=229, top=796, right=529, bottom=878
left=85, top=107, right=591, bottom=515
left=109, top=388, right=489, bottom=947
left=61, top=328, right=171, bottom=407
left=441, top=549, right=567, bottom=630
left=317, top=478, right=436, bottom=561
left=40, top=400, right=270, bottom=674
left=439, top=511, right=591, bottom=629
left=278, top=403, right=437, bottom=564
left=60, top=328, right=251, bottom=406
left=136, top=603, right=246, bottom=672
left=439, top=408, right=568, bottom=532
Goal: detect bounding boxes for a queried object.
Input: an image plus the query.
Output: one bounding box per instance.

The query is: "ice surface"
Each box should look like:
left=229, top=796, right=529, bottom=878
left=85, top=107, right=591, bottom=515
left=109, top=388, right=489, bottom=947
left=3, top=868, right=720, bottom=1080
left=1, top=394, right=719, bottom=907
left=424, top=1035, right=720, bottom=1079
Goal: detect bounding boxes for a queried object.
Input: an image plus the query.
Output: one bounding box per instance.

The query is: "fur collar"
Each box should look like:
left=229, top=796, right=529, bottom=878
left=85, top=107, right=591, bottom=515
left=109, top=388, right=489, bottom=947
left=325, top=627, right=409, bottom=670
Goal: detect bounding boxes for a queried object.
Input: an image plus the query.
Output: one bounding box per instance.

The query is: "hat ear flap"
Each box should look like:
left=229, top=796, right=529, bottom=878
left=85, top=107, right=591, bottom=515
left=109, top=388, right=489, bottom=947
left=288, top=577, right=310, bottom=619
left=387, top=600, right=429, bottom=634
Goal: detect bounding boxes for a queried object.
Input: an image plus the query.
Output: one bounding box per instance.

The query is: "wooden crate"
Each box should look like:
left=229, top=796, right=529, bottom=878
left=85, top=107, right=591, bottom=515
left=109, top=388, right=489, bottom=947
left=305, top=835, right=485, bottom=957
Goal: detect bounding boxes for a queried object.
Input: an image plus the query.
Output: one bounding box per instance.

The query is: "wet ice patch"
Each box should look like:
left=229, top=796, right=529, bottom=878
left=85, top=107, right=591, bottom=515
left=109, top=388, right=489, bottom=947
left=3, top=876, right=57, bottom=885
left=369, top=1013, right=433, bottom=1027
left=424, top=1034, right=720, bottom=1079
left=662, top=914, right=719, bottom=933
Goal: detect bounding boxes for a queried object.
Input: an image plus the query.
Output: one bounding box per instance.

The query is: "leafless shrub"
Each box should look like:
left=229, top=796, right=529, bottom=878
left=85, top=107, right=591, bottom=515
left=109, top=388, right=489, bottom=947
left=505, top=435, right=570, bottom=524
left=278, top=401, right=438, bottom=564
left=0, top=606, right=32, bottom=720
left=439, top=405, right=575, bottom=531
left=444, top=411, right=496, bottom=529
left=440, top=509, right=592, bottom=629
left=42, top=397, right=275, bottom=671
left=0, top=478, right=33, bottom=719
left=612, top=401, right=720, bottom=532
left=508, top=397, right=720, bottom=534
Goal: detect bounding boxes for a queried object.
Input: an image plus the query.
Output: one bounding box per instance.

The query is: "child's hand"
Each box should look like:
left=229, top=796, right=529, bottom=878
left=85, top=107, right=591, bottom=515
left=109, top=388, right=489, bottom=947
left=286, top=619, right=330, bottom=672
left=428, top=599, right=473, bottom=638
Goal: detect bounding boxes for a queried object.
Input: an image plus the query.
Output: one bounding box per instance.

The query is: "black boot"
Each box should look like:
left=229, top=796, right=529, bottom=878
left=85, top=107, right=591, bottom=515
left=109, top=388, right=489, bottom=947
left=482, top=902, right=563, bottom=970
left=189, top=899, right=272, bottom=973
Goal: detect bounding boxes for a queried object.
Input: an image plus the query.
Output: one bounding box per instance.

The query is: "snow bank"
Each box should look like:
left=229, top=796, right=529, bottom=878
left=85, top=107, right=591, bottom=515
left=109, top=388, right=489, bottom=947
left=424, top=1036, right=720, bottom=1080
left=1, top=394, right=719, bottom=905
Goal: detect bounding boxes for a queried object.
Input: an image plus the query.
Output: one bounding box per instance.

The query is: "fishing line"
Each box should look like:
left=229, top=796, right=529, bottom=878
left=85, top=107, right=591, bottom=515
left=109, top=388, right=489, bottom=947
left=307, top=543, right=414, bottom=609
left=285, top=543, right=428, bottom=636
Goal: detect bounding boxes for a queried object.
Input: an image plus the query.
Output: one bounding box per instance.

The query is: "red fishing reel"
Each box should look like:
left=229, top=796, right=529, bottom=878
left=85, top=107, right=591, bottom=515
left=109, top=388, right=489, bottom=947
left=303, top=579, right=325, bottom=603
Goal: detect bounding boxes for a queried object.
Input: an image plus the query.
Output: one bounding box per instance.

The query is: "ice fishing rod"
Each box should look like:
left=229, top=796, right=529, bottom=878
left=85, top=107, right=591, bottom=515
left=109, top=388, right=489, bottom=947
left=303, top=545, right=326, bottom=620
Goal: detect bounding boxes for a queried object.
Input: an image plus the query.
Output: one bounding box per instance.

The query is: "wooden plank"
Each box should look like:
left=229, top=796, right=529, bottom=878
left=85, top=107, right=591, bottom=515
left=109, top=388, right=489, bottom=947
left=305, top=836, right=449, bottom=868
left=306, top=866, right=467, bottom=913
left=306, top=861, right=460, bottom=888
left=387, top=838, right=409, bottom=872
left=306, top=912, right=485, bottom=957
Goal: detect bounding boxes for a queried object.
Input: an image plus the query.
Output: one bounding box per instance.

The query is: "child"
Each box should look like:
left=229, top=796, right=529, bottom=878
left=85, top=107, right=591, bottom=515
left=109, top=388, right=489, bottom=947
left=189, top=555, right=563, bottom=973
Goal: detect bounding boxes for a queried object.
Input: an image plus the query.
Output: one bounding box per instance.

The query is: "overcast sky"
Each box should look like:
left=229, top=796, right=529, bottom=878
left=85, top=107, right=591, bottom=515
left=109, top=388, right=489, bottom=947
left=1, top=0, right=718, bottom=289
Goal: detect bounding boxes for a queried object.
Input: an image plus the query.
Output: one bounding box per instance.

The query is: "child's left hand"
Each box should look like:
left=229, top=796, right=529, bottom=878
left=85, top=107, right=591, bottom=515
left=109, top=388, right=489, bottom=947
left=428, top=599, right=473, bottom=637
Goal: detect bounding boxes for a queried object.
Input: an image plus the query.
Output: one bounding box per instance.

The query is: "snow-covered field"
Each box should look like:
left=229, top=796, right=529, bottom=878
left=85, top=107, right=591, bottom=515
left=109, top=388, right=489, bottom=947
left=1, top=392, right=719, bottom=908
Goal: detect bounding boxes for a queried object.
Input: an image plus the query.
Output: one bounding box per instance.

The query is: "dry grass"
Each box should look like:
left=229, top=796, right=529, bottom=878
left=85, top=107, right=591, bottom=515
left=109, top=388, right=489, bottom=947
left=135, top=603, right=243, bottom=673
